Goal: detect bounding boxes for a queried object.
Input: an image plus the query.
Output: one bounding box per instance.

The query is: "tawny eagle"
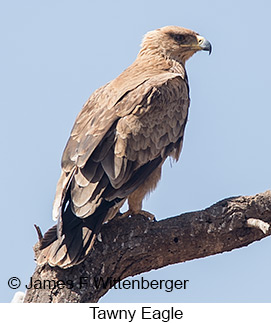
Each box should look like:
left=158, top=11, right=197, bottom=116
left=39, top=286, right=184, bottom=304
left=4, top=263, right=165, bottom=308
left=37, top=26, right=211, bottom=268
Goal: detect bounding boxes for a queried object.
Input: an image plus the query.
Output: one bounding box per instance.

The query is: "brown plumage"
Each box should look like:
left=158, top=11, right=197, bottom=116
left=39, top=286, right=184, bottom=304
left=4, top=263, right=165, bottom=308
left=37, top=26, right=211, bottom=268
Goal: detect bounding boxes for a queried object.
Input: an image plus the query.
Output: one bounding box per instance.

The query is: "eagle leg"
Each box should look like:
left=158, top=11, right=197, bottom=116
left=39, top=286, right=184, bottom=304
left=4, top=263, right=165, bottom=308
left=117, top=165, right=162, bottom=222
left=118, top=209, right=156, bottom=221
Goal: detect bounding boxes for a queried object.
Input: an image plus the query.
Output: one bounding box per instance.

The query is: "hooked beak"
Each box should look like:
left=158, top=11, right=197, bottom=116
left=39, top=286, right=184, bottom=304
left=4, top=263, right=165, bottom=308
left=197, top=36, right=212, bottom=55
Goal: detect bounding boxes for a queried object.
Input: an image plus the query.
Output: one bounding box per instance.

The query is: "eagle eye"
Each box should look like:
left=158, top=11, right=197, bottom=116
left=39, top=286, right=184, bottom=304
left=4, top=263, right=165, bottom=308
left=172, top=34, right=185, bottom=43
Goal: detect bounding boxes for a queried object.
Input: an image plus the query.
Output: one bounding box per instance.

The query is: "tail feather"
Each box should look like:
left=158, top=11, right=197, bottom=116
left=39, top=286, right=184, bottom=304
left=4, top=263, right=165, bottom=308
left=37, top=198, right=122, bottom=268
left=37, top=221, right=97, bottom=268
left=39, top=225, right=58, bottom=249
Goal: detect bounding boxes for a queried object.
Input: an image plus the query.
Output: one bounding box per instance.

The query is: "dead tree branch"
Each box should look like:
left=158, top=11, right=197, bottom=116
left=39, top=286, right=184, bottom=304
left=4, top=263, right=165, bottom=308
left=24, top=190, right=271, bottom=303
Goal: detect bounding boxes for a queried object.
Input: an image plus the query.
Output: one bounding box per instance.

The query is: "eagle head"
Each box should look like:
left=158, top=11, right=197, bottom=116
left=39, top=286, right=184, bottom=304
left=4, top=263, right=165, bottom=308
left=139, top=25, right=212, bottom=64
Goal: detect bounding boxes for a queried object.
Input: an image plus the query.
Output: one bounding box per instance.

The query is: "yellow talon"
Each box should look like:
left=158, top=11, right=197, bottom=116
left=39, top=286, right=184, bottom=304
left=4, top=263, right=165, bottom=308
left=118, top=209, right=156, bottom=221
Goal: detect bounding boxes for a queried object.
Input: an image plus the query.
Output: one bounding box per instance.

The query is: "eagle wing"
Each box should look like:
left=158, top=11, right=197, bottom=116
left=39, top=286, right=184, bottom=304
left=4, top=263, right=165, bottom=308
left=55, top=72, right=189, bottom=220
left=39, top=71, right=189, bottom=268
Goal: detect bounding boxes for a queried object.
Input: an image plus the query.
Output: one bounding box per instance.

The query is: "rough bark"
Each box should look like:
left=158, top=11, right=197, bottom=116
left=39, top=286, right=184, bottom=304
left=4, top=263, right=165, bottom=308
left=24, top=190, right=271, bottom=303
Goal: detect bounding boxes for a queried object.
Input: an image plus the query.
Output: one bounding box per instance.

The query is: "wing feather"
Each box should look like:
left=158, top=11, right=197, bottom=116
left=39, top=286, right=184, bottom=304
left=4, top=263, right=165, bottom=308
left=55, top=71, right=189, bottom=223
left=70, top=180, right=100, bottom=208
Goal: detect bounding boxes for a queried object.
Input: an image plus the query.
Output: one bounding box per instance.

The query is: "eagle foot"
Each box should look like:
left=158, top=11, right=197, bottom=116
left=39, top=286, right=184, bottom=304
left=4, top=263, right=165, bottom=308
left=119, top=210, right=156, bottom=222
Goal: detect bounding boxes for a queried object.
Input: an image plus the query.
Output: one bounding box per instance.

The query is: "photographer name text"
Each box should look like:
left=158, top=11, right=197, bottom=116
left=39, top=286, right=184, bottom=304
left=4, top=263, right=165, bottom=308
left=24, top=276, right=189, bottom=293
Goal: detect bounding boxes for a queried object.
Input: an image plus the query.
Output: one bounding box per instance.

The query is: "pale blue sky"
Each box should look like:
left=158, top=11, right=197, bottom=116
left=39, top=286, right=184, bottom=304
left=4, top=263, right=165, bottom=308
left=1, top=0, right=271, bottom=303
